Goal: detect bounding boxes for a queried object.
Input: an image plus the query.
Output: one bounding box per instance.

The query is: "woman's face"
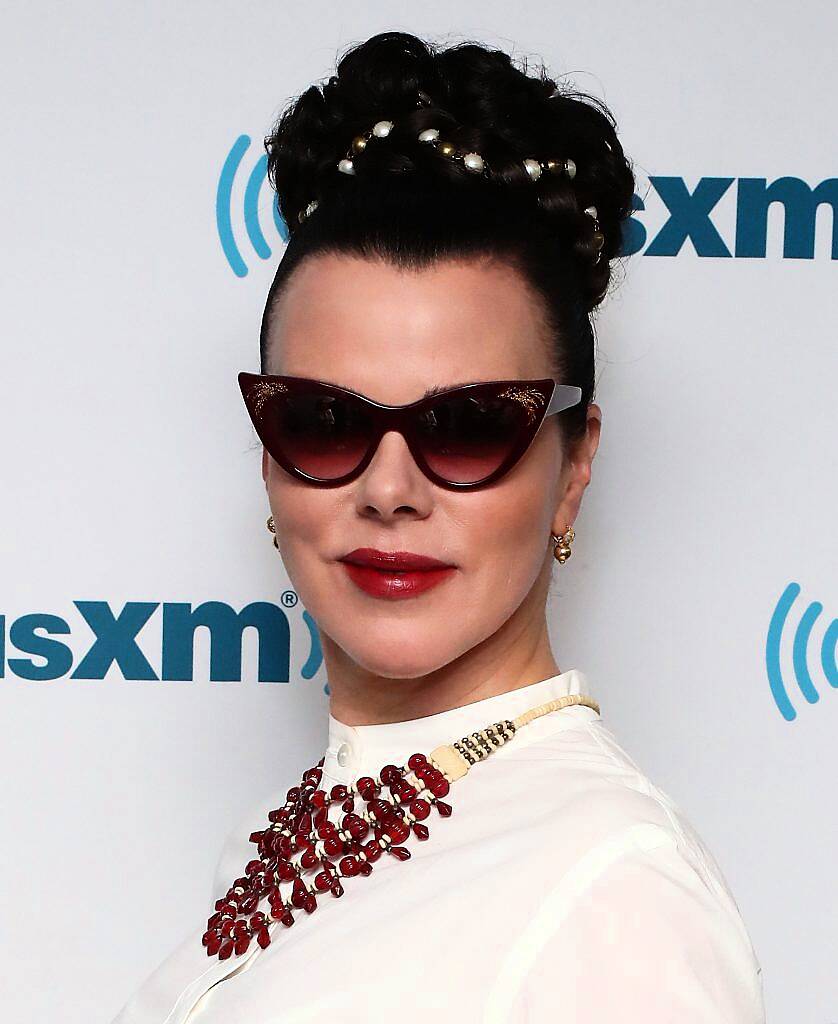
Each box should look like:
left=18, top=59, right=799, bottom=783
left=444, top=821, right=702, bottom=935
left=262, top=253, right=600, bottom=681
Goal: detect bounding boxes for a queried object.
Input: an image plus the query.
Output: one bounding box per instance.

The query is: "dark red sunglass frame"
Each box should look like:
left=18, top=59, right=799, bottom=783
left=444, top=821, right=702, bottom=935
left=238, top=371, right=583, bottom=492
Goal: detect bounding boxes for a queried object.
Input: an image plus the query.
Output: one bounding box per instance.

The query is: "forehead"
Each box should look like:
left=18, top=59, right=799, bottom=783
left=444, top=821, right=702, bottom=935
left=266, top=253, right=551, bottom=403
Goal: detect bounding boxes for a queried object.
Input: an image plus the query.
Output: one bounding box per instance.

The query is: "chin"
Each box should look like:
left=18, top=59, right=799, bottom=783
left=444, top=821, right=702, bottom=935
left=336, top=634, right=457, bottom=680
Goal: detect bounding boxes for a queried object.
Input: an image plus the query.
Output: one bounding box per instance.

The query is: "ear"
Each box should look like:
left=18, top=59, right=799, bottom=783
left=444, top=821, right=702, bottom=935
left=551, top=403, right=602, bottom=535
left=261, top=446, right=270, bottom=488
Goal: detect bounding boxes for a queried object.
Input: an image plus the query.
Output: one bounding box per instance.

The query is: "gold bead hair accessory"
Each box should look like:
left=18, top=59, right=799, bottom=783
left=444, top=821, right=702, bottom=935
left=332, top=107, right=576, bottom=183
left=297, top=91, right=605, bottom=263
left=583, top=207, right=605, bottom=262
left=551, top=525, right=575, bottom=564
left=333, top=118, right=577, bottom=186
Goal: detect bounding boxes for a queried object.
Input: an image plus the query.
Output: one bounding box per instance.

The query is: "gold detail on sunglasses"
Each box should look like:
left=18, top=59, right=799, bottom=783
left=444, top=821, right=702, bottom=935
left=496, top=386, right=546, bottom=425
left=251, top=379, right=289, bottom=419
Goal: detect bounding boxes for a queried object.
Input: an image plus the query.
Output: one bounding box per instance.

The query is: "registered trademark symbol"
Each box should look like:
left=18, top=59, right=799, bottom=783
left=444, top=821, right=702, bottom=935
left=281, top=590, right=298, bottom=608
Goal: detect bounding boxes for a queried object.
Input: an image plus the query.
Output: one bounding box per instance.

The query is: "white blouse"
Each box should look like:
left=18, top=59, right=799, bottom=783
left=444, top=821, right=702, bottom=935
left=112, top=668, right=765, bottom=1023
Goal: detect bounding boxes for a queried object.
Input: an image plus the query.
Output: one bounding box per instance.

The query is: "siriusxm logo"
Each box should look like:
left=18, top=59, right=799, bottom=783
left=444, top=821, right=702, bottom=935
left=766, top=582, right=837, bottom=721
left=7, top=590, right=835, bottom=716
left=626, top=176, right=838, bottom=261
left=216, top=134, right=838, bottom=276
left=0, top=600, right=325, bottom=688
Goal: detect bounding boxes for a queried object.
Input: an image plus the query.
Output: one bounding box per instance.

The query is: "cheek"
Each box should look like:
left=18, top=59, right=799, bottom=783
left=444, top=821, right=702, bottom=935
left=484, top=427, right=561, bottom=551
left=460, top=474, right=553, bottom=613
left=265, top=474, right=337, bottom=593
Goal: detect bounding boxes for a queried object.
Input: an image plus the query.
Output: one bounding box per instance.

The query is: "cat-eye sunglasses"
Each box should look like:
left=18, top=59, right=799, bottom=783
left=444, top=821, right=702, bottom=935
left=238, top=372, right=582, bottom=492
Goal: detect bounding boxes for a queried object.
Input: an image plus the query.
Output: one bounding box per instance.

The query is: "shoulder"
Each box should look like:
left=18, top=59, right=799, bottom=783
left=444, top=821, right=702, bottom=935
left=500, top=711, right=745, bottom=913
left=493, top=826, right=766, bottom=1022
left=487, top=715, right=765, bottom=1017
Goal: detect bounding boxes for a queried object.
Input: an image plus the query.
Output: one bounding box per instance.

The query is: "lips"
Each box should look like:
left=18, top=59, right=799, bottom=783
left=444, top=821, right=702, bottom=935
left=338, top=548, right=457, bottom=600
left=339, top=548, right=455, bottom=571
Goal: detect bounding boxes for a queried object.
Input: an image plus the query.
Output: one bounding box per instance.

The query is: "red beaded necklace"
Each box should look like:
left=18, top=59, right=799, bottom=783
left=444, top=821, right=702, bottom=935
left=202, top=691, right=600, bottom=961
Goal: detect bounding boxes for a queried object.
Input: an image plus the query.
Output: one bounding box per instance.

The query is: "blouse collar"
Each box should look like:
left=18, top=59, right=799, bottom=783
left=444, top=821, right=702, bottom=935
left=321, top=667, right=596, bottom=786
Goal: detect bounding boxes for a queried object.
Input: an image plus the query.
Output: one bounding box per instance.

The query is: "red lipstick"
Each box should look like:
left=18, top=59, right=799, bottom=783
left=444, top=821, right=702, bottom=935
left=338, top=548, right=457, bottom=600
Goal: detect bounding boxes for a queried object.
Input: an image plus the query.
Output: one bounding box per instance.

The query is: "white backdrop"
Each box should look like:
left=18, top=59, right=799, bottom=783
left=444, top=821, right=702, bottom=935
left=2, top=3, right=836, bottom=1022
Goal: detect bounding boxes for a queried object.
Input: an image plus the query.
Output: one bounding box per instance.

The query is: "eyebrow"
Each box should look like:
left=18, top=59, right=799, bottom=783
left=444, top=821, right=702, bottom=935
left=421, top=383, right=464, bottom=398
left=328, top=379, right=469, bottom=400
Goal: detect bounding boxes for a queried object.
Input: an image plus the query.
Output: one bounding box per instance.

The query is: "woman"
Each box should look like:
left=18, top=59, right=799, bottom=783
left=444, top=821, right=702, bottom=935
left=113, top=30, right=765, bottom=1023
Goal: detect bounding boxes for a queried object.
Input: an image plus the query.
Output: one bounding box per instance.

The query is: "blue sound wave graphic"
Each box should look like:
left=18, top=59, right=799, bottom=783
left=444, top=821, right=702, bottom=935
left=300, top=608, right=327, bottom=694
left=216, top=134, right=289, bottom=277
left=766, top=582, right=837, bottom=721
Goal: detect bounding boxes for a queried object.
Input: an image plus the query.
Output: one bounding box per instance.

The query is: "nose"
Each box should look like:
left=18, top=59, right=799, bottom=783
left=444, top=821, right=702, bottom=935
left=354, top=429, right=430, bottom=514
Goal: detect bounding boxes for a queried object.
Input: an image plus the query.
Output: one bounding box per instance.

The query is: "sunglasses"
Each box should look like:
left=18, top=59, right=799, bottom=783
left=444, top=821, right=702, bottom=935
left=238, top=372, right=582, bottom=491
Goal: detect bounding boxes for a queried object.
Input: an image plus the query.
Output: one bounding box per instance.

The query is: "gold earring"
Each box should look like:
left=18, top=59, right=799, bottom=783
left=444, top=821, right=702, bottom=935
left=551, top=525, right=575, bottom=564
left=266, top=514, right=279, bottom=550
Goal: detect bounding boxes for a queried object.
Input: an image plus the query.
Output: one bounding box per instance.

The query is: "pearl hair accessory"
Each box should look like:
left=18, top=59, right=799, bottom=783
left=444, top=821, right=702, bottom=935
left=295, top=91, right=606, bottom=264
left=334, top=118, right=577, bottom=187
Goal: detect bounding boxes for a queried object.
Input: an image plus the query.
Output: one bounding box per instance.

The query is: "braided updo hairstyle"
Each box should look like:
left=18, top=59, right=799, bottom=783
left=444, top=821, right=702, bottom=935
left=260, top=31, right=636, bottom=449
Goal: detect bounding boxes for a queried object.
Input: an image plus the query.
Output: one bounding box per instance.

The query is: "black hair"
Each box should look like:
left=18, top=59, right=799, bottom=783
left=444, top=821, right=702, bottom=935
left=259, top=30, right=636, bottom=449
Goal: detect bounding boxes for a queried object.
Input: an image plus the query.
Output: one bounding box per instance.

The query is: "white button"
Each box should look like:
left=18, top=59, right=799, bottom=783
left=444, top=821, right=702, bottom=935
left=336, top=742, right=352, bottom=767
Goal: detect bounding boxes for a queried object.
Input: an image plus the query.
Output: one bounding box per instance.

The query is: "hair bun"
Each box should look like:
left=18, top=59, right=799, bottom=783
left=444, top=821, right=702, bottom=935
left=265, top=32, right=634, bottom=311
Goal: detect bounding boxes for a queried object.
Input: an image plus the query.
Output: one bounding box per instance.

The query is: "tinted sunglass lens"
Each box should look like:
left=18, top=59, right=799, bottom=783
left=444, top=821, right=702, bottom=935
left=417, top=392, right=526, bottom=483
left=265, top=390, right=371, bottom=479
